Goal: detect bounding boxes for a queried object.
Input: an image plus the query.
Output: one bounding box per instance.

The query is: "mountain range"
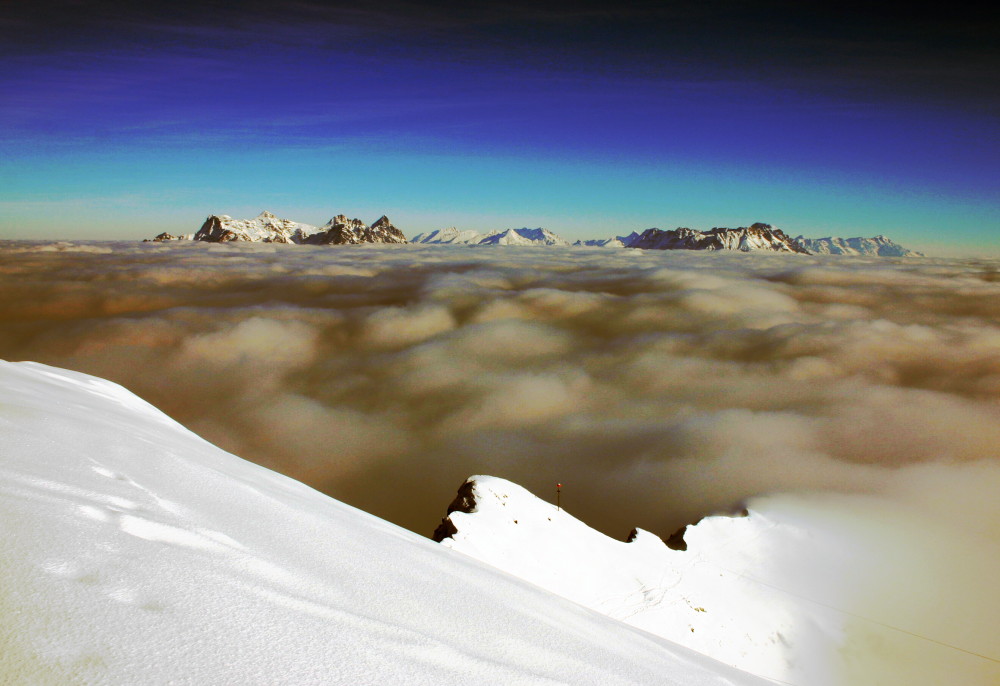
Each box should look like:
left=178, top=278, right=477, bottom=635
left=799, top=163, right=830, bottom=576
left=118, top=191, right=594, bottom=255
left=146, top=212, right=925, bottom=256
left=152, top=211, right=408, bottom=244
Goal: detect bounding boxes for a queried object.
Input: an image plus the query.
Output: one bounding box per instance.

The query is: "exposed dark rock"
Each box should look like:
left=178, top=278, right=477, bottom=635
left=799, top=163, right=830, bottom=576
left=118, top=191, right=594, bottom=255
left=194, top=216, right=240, bottom=242
left=431, top=479, right=479, bottom=542
left=432, top=517, right=459, bottom=543
left=446, top=479, right=478, bottom=515
left=152, top=232, right=178, bottom=242
left=664, top=526, right=689, bottom=551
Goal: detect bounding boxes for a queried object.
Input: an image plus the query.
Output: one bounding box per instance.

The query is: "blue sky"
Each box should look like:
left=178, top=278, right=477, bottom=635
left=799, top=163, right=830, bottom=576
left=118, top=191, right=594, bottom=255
left=1, top=2, right=997, bottom=254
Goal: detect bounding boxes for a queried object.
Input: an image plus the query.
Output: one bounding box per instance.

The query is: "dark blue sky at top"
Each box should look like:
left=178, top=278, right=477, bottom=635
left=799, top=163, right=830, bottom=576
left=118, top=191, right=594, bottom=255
left=1, top=1, right=997, bottom=253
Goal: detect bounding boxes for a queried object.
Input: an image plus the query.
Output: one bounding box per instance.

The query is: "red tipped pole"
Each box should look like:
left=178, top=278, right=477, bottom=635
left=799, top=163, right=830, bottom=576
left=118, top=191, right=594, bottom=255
left=556, top=483, right=562, bottom=511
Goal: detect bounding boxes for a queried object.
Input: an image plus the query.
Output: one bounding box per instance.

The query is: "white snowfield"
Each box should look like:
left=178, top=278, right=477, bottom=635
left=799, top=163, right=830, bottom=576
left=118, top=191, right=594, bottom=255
left=440, top=477, right=1000, bottom=686
left=0, top=361, right=771, bottom=686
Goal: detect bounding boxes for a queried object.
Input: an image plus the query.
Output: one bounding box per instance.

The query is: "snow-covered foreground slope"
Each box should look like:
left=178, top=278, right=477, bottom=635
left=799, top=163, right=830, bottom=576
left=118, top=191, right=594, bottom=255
left=0, top=361, right=771, bottom=686
left=438, top=477, right=1000, bottom=686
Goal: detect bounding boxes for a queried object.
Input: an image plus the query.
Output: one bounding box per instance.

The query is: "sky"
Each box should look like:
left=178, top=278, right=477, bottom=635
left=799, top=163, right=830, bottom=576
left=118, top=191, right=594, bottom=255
left=1, top=1, right=998, bottom=254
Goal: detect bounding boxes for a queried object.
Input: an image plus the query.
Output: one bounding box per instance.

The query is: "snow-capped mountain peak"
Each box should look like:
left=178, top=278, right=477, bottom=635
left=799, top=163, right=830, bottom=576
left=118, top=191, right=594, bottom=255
left=629, top=223, right=808, bottom=253
left=410, top=227, right=488, bottom=244
left=794, top=234, right=924, bottom=256
left=574, top=231, right=642, bottom=248
left=478, top=227, right=570, bottom=246
left=193, top=211, right=320, bottom=243
left=187, top=212, right=408, bottom=245
left=410, top=226, right=570, bottom=246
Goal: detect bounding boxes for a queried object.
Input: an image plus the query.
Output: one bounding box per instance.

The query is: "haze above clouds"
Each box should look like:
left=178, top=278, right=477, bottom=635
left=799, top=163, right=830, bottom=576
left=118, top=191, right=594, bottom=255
left=2, top=241, right=998, bottom=540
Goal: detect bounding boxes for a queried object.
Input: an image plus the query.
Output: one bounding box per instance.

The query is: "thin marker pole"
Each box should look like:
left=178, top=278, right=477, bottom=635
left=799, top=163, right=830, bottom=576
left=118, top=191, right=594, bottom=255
left=556, top=483, right=562, bottom=511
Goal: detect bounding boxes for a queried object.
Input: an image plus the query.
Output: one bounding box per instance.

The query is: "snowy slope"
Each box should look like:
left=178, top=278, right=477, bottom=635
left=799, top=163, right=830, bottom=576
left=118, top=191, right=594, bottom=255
left=794, top=235, right=924, bottom=256
left=573, top=232, right=641, bottom=248
left=0, top=361, right=771, bottom=686
left=410, top=227, right=486, bottom=244
left=438, top=477, right=1000, bottom=686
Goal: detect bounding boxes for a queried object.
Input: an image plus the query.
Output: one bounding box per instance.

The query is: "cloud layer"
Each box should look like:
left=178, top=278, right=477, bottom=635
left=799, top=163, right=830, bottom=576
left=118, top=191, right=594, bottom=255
left=2, top=240, right=998, bottom=540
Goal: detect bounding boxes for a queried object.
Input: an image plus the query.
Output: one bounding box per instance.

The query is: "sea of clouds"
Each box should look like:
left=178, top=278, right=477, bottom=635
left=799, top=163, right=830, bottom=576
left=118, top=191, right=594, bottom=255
left=1, top=240, right=998, bottom=544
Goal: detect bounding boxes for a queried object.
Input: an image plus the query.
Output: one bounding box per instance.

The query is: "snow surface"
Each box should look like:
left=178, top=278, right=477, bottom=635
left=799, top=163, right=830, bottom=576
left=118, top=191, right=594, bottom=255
left=0, top=360, right=772, bottom=686
left=440, top=477, right=1000, bottom=686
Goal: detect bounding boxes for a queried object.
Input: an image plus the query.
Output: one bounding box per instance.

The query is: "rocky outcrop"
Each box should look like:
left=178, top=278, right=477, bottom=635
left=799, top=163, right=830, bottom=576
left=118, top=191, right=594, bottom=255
left=432, top=479, right=479, bottom=542
left=629, top=223, right=809, bottom=253
left=145, top=232, right=179, bottom=242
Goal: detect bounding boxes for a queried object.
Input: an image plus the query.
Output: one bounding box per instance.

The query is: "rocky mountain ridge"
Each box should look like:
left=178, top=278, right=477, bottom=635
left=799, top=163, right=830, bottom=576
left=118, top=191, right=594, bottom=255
left=794, top=234, right=924, bottom=256
left=150, top=211, right=407, bottom=244
left=146, top=214, right=924, bottom=256
left=628, top=223, right=809, bottom=253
